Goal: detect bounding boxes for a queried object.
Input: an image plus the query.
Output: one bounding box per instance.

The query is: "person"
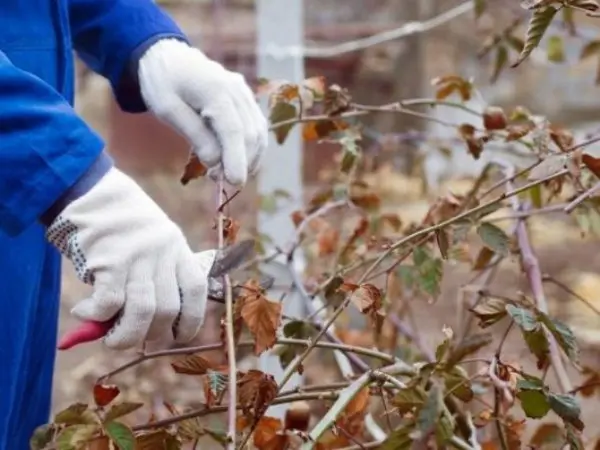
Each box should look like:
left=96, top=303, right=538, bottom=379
left=0, top=1, right=268, bottom=447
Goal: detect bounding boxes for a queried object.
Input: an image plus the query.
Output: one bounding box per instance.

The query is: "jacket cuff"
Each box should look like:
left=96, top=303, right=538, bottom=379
left=116, top=34, right=189, bottom=113
left=39, top=151, right=114, bottom=227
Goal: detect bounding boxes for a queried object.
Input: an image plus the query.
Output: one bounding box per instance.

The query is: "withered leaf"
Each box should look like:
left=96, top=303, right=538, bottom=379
left=483, top=106, right=508, bottom=130
left=240, top=287, right=282, bottom=355
left=253, top=417, right=288, bottom=450
left=237, top=370, right=278, bottom=418
left=171, top=354, right=215, bottom=375
left=180, top=153, right=208, bottom=185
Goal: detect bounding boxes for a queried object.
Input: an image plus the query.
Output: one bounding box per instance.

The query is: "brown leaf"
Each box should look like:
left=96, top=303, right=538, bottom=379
left=180, top=154, right=208, bottom=185
left=323, top=84, right=352, bottom=116
left=458, top=124, right=485, bottom=159
left=349, top=181, right=381, bottom=211
left=238, top=370, right=278, bottom=418
left=317, top=226, right=340, bottom=257
left=423, top=193, right=463, bottom=226
left=254, top=417, right=288, bottom=450
left=349, top=284, right=382, bottom=314
left=240, top=287, right=282, bottom=355
left=578, top=368, right=600, bottom=397
left=472, top=246, right=495, bottom=271
left=171, top=354, right=215, bottom=375
left=302, top=120, right=348, bottom=141
left=223, top=217, right=240, bottom=245
left=335, top=386, right=370, bottom=439
left=583, top=153, right=600, bottom=178
left=93, top=384, right=120, bottom=408
left=529, top=423, right=563, bottom=448
left=483, top=106, right=508, bottom=130
left=505, top=124, right=534, bottom=142
left=431, top=75, right=472, bottom=101
left=549, top=125, right=574, bottom=151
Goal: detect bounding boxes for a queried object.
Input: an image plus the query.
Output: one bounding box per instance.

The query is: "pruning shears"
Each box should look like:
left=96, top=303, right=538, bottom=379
left=57, top=239, right=272, bottom=350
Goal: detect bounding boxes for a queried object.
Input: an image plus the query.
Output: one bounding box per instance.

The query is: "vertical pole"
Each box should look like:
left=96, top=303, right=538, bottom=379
left=256, top=0, right=305, bottom=418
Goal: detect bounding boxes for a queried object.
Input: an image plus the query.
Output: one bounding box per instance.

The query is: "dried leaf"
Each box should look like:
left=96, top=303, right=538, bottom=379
left=171, top=354, right=214, bottom=375
left=104, top=403, right=144, bottom=422
left=477, top=222, right=510, bottom=256
left=583, top=153, right=600, bottom=178
left=349, top=284, right=381, bottom=314
left=431, top=75, right=472, bottom=101
left=180, top=154, right=208, bottom=185
left=240, top=286, right=282, bottom=355
left=470, top=296, right=508, bottom=327
left=237, top=370, right=278, bottom=418
left=254, top=417, right=287, bottom=450
left=472, top=246, right=495, bottom=271
left=93, top=384, right=120, bottom=408
left=336, top=386, right=370, bottom=437
left=323, top=84, right=352, bottom=115
left=56, top=424, right=100, bottom=449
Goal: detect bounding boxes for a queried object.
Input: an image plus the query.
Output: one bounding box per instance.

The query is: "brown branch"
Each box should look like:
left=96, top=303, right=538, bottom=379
left=97, top=338, right=397, bottom=382
left=504, top=173, right=572, bottom=393
left=132, top=391, right=339, bottom=432
left=216, top=177, right=237, bottom=449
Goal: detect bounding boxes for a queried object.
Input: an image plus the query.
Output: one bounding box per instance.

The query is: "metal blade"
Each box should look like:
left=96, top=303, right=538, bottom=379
left=208, top=239, right=255, bottom=278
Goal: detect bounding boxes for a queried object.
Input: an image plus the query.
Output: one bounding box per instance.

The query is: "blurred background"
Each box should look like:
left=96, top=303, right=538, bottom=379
left=54, top=0, right=600, bottom=442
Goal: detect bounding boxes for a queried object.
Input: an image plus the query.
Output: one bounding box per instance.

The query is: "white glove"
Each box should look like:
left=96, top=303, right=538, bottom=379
left=138, top=38, right=268, bottom=187
left=46, top=167, right=216, bottom=350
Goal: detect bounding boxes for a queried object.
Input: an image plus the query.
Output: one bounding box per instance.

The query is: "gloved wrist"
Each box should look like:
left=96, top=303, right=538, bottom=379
left=40, top=151, right=114, bottom=228
left=45, top=166, right=216, bottom=350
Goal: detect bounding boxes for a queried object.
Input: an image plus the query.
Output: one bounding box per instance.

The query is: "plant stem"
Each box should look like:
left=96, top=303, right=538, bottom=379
left=216, top=177, right=237, bottom=449
left=97, top=338, right=397, bottom=382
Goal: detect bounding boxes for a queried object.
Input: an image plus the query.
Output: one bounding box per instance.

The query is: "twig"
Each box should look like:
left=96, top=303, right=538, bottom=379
left=97, top=338, right=398, bottom=382
left=216, top=176, right=237, bottom=449
left=132, top=391, right=339, bottom=432
left=360, top=169, right=568, bottom=282
left=542, top=274, right=600, bottom=317
left=504, top=172, right=572, bottom=393
left=564, top=180, right=600, bottom=213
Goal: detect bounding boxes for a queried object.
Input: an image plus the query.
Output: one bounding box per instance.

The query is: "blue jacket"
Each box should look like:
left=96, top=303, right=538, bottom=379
left=0, top=1, right=186, bottom=447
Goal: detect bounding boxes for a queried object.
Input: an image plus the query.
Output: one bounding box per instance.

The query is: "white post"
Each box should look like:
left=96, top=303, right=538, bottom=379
left=256, top=0, right=305, bottom=418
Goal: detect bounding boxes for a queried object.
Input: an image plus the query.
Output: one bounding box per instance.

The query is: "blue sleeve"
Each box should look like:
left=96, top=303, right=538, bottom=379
left=68, top=0, right=188, bottom=113
left=0, top=52, right=105, bottom=236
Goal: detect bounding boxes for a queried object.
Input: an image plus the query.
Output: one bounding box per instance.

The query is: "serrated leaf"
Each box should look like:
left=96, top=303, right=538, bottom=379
left=446, top=332, right=493, bottom=367
left=517, top=388, right=551, bottom=419
left=512, top=6, right=559, bottom=68
left=54, top=403, right=95, bottom=426
left=379, top=422, right=414, bottom=450
left=524, top=326, right=551, bottom=370
left=477, top=222, right=510, bottom=256
left=56, top=424, right=100, bottom=450
left=443, top=367, right=475, bottom=402
left=506, top=305, right=538, bottom=331
left=206, top=370, right=228, bottom=397
left=539, top=314, right=579, bottom=364
left=566, top=423, right=584, bottom=450
left=30, top=424, right=56, bottom=450
left=490, top=45, right=508, bottom=84
left=171, top=354, right=213, bottom=375
left=413, top=247, right=443, bottom=298
left=270, top=102, right=297, bottom=145
left=469, top=296, right=508, bottom=328
left=104, top=402, right=144, bottom=422
left=392, top=387, right=427, bottom=414
left=417, top=384, right=442, bottom=435
left=547, top=393, right=584, bottom=431
left=105, top=421, right=136, bottom=450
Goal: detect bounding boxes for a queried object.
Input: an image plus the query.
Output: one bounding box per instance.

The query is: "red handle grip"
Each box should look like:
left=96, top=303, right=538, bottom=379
left=57, top=318, right=116, bottom=350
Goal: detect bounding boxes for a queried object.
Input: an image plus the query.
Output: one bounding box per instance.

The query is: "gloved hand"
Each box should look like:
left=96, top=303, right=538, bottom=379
left=138, top=38, right=268, bottom=187
left=46, top=166, right=216, bottom=350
